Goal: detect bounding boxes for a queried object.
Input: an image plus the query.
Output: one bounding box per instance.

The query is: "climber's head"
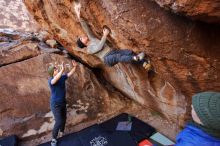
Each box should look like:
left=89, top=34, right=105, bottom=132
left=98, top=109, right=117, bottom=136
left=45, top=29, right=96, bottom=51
left=48, top=66, right=59, bottom=77
left=191, top=92, right=220, bottom=130
left=77, top=35, right=89, bottom=48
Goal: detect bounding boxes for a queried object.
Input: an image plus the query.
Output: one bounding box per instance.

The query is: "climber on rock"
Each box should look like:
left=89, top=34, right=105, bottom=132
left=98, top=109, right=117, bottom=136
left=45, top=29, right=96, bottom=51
left=175, top=92, right=220, bottom=146
left=48, top=60, right=77, bottom=146
left=74, top=2, right=151, bottom=70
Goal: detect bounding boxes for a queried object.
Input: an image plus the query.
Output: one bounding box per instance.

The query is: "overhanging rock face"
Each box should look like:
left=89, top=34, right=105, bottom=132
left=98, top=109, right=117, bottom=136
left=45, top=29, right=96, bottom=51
left=153, top=0, right=220, bottom=24
left=0, top=30, right=128, bottom=138
left=24, top=0, right=220, bottom=127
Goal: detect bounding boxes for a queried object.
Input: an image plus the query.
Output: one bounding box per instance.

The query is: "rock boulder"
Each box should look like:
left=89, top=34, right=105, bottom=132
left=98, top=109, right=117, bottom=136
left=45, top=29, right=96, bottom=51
left=23, top=0, right=220, bottom=128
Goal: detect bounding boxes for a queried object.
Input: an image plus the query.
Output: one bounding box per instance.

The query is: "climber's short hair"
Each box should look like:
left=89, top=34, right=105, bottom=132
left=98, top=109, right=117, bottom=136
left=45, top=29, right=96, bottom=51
left=76, top=38, right=86, bottom=48
left=48, top=65, right=55, bottom=77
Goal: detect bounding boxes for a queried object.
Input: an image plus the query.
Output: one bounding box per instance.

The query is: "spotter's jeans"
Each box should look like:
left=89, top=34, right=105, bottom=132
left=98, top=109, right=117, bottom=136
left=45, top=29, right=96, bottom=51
left=51, top=103, right=67, bottom=139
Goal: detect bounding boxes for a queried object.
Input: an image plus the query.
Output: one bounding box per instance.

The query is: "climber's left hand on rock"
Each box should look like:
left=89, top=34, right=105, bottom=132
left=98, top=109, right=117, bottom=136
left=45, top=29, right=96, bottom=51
left=103, top=28, right=110, bottom=36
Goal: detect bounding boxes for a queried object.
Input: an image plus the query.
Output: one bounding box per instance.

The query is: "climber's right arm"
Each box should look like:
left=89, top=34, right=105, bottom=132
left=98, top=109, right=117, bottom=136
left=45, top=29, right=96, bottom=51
left=79, top=18, right=96, bottom=40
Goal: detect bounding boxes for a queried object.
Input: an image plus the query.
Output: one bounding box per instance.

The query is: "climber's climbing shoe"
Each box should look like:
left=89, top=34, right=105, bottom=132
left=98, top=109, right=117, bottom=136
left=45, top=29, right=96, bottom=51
left=143, top=62, right=152, bottom=71
left=136, top=52, right=145, bottom=61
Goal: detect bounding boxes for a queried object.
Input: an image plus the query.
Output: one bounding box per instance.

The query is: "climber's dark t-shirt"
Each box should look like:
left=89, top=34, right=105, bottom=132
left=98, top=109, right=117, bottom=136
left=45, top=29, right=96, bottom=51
left=48, top=74, right=68, bottom=106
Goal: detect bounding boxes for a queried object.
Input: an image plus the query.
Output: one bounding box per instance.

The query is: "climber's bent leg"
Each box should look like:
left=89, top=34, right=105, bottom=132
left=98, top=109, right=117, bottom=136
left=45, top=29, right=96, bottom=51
left=104, top=50, right=135, bottom=66
left=104, top=50, right=119, bottom=66
left=115, top=49, right=134, bottom=55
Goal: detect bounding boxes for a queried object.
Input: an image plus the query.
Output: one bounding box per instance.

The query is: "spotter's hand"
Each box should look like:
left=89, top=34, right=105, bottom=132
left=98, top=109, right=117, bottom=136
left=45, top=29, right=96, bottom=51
left=72, top=60, right=77, bottom=67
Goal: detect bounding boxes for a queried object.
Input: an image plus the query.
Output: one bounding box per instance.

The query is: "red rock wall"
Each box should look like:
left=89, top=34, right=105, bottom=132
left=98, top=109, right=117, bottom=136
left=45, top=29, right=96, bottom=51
left=23, top=0, right=220, bottom=128
left=1, top=32, right=179, bottom=143
left=153, top=0, right=220, bottom=23
left=0, top=0, right=39, bottom=31
left=0, top=30, right=128, bottom=140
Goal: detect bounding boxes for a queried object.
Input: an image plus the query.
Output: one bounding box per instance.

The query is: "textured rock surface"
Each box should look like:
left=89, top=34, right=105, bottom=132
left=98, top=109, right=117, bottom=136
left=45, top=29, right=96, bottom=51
left=0, top=29, right=52, bottom=66
left=153, top=0, right=220, bottom=23
left=0, top=0, right=39, bottom=31
left=0, top=31, right=128, bottom=139
left=0, top=31, right=179, bottom=145
left=0, top=53, right=128, bottom=137
left=23, top=0, right=220, bottom=128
